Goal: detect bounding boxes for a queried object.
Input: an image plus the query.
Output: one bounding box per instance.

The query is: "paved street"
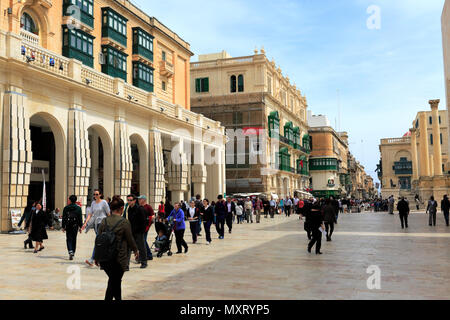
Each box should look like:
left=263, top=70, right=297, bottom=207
left=0, top=211, right=449, bottom=300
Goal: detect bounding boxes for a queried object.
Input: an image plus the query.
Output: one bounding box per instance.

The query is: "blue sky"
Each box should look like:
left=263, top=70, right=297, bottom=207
left=134, top=0, right=446, bottom=185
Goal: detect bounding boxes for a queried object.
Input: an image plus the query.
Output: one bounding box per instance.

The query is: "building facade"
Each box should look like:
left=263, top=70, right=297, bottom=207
left=190, top=49, right=311, bottom=198
left=0, top=0, right=226, bottom=232
left=378, top=103, right=449, bottom=200
left=442, top=0, right=450, bottom=166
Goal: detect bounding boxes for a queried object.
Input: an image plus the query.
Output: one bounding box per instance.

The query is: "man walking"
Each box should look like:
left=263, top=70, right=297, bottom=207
left=126, top=194, right=147, bottom=268
left=426, top=196, right=438, bottom=227
left=388, top=195, right=395, bottom=214
left=62, top=195, right=83, bottom=260
left=441, top=195, right=450, bottom=227
left=269, top=197, right=277, bottom=218
left=285, top=197, right=293, bottom=217
left=397, top=196, right=410, bottom=229
left=215, top=195, right=226, bottom=239
left=138, top=195, right=154, bottom=261
left=225, top=197, right=236, bottom=234
left=244, top=198, right=253, bottom=223
left=323, top=199, right=336, bottom=241
left=254, top=196, right=263, bottom=223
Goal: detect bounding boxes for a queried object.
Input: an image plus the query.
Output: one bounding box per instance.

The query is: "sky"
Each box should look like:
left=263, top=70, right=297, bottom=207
left=132, top=0, right=446, bottom=186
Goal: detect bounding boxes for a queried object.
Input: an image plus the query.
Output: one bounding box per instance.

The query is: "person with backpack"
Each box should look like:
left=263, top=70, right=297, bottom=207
left=62, top=195, right=83, bottom=260
left=126, top=194, right=148, bottom=268
left=138, top=195, right=154, bottom=261
left=426, top=196, right=438, bottom=226
left=95, top=196, right=138, bottom=301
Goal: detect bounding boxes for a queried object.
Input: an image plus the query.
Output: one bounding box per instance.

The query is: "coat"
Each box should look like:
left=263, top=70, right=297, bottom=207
left=98, top=215, right=137, bottom=272
left=215, top=200, right=227, bottom=220
left=201, top=205, right=214, bottom=222
left=127, top=204, right=147, bottom=234
left=397, top=200, right=410, bottom=215
left=26, top=209, right=50, bottom=242
left=426, top=200, right=438, bottom=214
left=323, top=204, right=336, bottom=223
left=62, top=203, right=83, bottom=230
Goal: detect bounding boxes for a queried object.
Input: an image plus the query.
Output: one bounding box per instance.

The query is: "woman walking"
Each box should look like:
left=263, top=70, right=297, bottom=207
left=26, top=203, right=53, bottom=253
left=201, top=199, right=214, bottom=244
left=96, top=196, right=138, bottom=301
left=168, top=202, right=188, bottom=254
left=187, top=200, right=200, bottom=244
left=82, top=189, right=110, bottom=266
left=307, top=202, right=325, bottom=255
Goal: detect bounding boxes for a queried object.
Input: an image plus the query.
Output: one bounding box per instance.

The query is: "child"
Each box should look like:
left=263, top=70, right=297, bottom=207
left=155, top=229, right=167, bottom=252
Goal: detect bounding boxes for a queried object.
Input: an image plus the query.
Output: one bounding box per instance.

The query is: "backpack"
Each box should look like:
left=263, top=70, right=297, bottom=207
left=94, top=218, right=124, bottom=263
left=65, top=208, right=79, bottom=229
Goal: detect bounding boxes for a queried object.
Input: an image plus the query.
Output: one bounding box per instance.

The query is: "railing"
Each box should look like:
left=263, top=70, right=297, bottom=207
left=124, top=84, right=148, bottom=105
left=20, top=30, right=39, bottom=46
left=21, top=42, right=70, bottom=78
left=381, top=137, right=411, bottom=144
left=191, top=56, right=255, bottom=69
left=81, top=67, right=114, bottom=95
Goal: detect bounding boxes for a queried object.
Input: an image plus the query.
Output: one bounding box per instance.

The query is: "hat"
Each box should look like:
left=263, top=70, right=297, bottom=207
left=138, top=195, right=147, bottom=200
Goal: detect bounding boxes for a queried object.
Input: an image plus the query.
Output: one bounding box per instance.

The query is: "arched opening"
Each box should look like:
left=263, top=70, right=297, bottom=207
left=238, top=74, right=244, bottom=92
left=29, top=113, right=65, bottom=212
left=21, top=12, right=39, bottom=35
left=87, top=125, right=113, bottom=204
left=230, top=75, right=237, bottom=93
left=130, top=134, right=148, bottom=197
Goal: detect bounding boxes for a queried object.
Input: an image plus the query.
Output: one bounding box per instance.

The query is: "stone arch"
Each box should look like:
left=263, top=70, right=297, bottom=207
left=28, top=111, right=67, bottom=211
left=130, top=133, right=149, bottom=197
left=394, top=150, right=412, bottom=162
left=87, top=124, right=113, bottom=199
left=17, top=2, right=51, bottom=48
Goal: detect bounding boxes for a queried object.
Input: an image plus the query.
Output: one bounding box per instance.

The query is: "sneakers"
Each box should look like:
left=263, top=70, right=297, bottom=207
left=206, top=242, right=211, bottom=245
left=140, top=264, right=147, bottom=269
left=85, top=259, right=94, bottom=267
left=69, top=253, right=74, bottom=260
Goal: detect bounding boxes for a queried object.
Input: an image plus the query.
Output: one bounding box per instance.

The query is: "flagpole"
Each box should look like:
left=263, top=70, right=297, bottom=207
left=42, top=169, right=46, bottom=212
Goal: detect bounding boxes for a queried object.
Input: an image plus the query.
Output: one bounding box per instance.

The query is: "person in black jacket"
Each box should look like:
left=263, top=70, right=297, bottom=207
left=20, top=200, right=36, bottom=249
left=397, top=197, right=410, bottom=229
left=186, top=200, right=201, bottom=243
left=26, top=203, right=53, bottom=253
left=225, top=197, right=236, bottom=234
left=307, top=202, right=325, bottom=255
left=301, top=199, right=313, bottom=240
left=215, top=195, right=227, bottom=239
left=441, top=195, right=450, bottom=227
left=62, top=195, right=83, bottom=260
left=323, top=199, right=336, bottom=241
left=126, top=194, right=147, bottom=268
left=201, top=199, right=214, bottom=245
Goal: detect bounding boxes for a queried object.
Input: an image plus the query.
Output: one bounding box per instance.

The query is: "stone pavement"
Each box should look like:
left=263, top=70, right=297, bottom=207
left=0, top=211, right=449, bottom=300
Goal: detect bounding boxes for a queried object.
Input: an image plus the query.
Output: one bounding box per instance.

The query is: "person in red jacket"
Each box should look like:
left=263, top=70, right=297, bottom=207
left=138, top=195, right=154, bottom=261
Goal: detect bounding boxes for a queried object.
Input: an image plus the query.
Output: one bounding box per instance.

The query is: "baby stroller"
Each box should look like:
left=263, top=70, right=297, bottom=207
left=151, top=220, right=174, bottom=258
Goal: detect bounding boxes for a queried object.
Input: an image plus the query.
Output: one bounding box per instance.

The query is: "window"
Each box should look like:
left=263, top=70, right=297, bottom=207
left=429, top=116, right=432, bottom=125
left=162, top=81, right=166, bottom=91
left=230, top=75, right=237, bottom=93
left=102, top=8, right=128, bottom=47
left=415, top=120, right=419, bottom=128
left=430, top=134, right=433, bottom=145
left=195, top=78, right=209, bottom=93
left=439, top=116, right=442, bottom=124
left=62, top=27, right=94, bottom=67
left=267, top=76, right=272, bottom=94
left=132, top=28, right=153, bottom=61
left=101, top=46, right=128, bottom=81
left=441, top=133, right=443, bottom=145
left=133, top=62, right=154, bottom=92
left=162, top=51, right=166, bottom=61
left=238, top=74, right=244, bottom=92
left=21, top=13, right=38, bottom=34
left=233, top=112, right=243, bottom=125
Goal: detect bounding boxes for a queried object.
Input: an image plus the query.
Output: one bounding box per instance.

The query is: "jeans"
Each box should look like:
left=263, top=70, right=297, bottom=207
left=264, top=208, right=269, bottom=218
left=399, top=213, right=408, bottom=228
left=226, top=213, right=233, bottom=232
left=216, top=218, right=225, bottom=237
left=429, top=211, right=437, bottom=226
left=133, top=232, right=147, bottom=264
left=203, top=221, right=212, bottom=243
left=270, top=207, right=275, bottom=218
left=444, top=210, right=450, bottom=226
left=285, top=206, right=291, bottom=217
left=101, top=260, right=124, bottom=301
left=66, top=227, right=78, bottom=254
left=90, top=229, right=99, bottom=261
left=245, top=209, right=253, bottom=223
left=197, top=217, right=202, bottom=235
left=144, top=231, right=153, bottom=259
left=325, top=222, right=334, bottom=239
left=189, top=221, right=198, bottom=243
left=174, top=229, right=188, bottom=252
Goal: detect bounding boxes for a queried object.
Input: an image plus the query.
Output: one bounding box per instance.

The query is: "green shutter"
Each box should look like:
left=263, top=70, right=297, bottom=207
left=195, top=78, right=201, bottom=92
left=204, top=78, right=209, bottom=92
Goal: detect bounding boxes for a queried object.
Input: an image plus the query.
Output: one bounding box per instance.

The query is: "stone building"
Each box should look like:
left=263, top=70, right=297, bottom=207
left=0, top=0, right=226, bottom=232
left=442, top=0, right=450, bottom=163
left=307, top=112, right=351, bottom=198
left=378, top=103, right=449, bottom=200
left=190, top=49, right=311, bottom=198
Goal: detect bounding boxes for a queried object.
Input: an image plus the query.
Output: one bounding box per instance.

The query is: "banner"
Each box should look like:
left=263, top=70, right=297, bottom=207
left=42, top=169, right=46, bottom=212
left=10, top=209, right=22, bottom=230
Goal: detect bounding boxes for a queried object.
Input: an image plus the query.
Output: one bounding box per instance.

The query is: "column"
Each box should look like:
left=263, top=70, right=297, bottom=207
left=167, top=137, right=189, bottom=202
left=191, top=142, right=207, bottom=199
left=410, top=128, right=419, bottom=181
left=67, top=105, right=91, bottom=211
left=430, top=99, right=443, bottom=176
left=418, top=113, right=430, bottom=177
left=1, top=88, right=33, bottom=231
left=149, top=129, right=165, bottom=209
left=89, top=131, right=99, bottom=191
left=114, top=117, right=132, bottom=199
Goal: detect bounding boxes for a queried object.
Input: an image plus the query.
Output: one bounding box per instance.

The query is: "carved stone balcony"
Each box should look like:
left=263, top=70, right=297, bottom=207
left=159, top=60, right=174, bottom=78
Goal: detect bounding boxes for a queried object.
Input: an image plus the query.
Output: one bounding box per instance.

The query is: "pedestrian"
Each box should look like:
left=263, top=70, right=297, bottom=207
left=168, top=202, right=188, bottom=253
left=187, top=200, right=200, bottom=244
left=215, top=195, right=226, bottom=239
left=441, top=195, right=450, bottom=227
left=331, top=196, right=339, bottom=224
left=254, top=196, right=263, bottom=223
left=155, top=201, right=165, bottom=235
left=279, top=198, right=284, bottom=215
left=426, top=196, right=438, bottom=226
left=301, top=198, right=313, bottom=240
left=307, top=202, right=324, bottom=255
left=397, top=196, right=410, bottom=229
left=388, top=195, right=395, bottom=214
left=26, top=203, right=53, bottom=253
left=263, top=197, right=270, bottom=218
left=225, top=197, right=236, bottom=234
left=126, top=194, right=148, bottom=268
left=82, top=189, right=110, bottom=267
left=415, top=194, right=421, bottom=211
left=61, top=195, right=83, bottom=260
left=164, top=198, right=174, bottom=218
left=195, top=194, right=204, bottom=237
left=244, top=197, right=253, bottom=223
left=138, top=195, right=154, bottom=262
left=285, top=197, right=292, bottom=217
left=200, top=199, right=214, bottom=245
left=269, top=197, right=276, bottom=218
left=20, top=200, right=35, bottom=249
left=95, top=196, right=139, bottom=301
left=323, top=199, right=335, bottom=241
